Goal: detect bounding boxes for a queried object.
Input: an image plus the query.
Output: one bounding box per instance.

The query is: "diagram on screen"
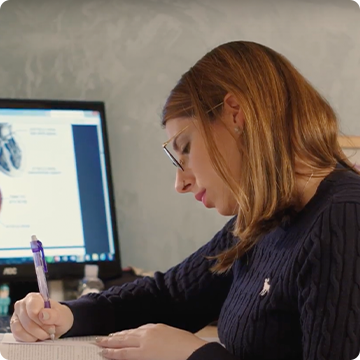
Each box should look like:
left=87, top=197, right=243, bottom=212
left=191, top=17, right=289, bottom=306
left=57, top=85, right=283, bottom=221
left=0, top=122, right=23, bottom=177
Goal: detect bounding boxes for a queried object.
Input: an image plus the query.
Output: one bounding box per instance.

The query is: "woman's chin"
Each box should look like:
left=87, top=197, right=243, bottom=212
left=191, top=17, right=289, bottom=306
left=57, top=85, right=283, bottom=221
left=215, top=203, right=239, bottom=216
left=215, top=207, right=234, bottom=216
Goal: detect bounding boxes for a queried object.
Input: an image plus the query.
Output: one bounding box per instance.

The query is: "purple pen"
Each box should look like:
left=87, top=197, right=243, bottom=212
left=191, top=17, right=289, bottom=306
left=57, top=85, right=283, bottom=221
left=30, top=235, right=55, bottom=340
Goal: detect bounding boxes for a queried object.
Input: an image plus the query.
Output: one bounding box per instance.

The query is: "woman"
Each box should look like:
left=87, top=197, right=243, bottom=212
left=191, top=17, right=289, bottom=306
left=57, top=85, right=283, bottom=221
left=10, top=41, right=360, bottom=360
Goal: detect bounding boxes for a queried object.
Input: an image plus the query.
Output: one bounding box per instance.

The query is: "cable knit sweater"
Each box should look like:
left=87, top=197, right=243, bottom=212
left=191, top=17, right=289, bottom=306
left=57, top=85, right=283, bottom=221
left=63, top=164, right=360, bottom=360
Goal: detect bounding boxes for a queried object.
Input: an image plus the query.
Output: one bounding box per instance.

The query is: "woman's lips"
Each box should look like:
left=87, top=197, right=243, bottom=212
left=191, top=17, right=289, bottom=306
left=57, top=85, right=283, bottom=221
left=195, top=190, right=206, bottom=203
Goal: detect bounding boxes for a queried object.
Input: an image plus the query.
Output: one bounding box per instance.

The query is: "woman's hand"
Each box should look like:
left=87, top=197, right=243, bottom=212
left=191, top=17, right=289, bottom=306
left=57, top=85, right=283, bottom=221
left=96, top=323, right=208, bottom=360
left=11, top=292, right=74, bottom=342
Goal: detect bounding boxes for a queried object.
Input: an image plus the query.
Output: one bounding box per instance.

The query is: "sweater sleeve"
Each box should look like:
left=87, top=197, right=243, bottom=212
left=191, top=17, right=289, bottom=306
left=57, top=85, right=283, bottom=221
left=61, top=217, right=236, bottom=337
left=295, top=201, right=360, bottom=360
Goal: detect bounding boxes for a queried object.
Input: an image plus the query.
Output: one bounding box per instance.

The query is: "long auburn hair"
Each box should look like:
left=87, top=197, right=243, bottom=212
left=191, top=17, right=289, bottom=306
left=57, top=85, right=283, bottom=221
left=161, top=41, right=359, bottom=274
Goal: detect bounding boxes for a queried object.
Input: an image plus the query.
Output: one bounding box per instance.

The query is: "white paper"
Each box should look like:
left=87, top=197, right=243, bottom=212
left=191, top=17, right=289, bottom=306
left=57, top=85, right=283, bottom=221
left=0, top=334, right=102, bottom=360
left=0, top=343, right=104, bottom=360
left=0, top=333, right=222, bottom=360
left=1, top=333, right=98, bottom=346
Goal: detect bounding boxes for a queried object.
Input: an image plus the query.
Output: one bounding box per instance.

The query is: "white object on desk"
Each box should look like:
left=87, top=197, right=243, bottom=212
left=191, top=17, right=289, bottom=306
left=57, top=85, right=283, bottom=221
left=48, top=280, right=64, bottom=302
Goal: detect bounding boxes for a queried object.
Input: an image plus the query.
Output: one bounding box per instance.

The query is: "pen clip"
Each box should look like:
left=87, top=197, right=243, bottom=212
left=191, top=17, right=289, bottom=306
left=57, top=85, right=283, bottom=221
left=37, top=240, right=48, bottom=273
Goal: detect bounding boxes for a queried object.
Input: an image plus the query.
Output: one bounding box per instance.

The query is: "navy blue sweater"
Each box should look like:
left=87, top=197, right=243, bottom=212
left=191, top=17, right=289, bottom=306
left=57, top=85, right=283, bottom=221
left=63, top=165, right=360, bottom=360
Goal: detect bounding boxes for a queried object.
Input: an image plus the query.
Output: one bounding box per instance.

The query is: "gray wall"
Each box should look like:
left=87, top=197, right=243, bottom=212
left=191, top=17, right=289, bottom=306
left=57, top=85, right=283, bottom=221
left=0, top=0, right=359, bottom=271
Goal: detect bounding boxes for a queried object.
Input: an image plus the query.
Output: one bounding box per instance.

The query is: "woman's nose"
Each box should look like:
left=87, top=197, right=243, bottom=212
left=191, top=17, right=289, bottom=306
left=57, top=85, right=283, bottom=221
left=175, top=170, right=192, bottom=193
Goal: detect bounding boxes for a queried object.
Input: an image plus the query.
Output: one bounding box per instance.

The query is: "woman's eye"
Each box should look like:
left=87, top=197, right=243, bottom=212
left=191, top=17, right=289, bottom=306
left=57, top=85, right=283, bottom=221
left=181, top=143, right=190, bottom=155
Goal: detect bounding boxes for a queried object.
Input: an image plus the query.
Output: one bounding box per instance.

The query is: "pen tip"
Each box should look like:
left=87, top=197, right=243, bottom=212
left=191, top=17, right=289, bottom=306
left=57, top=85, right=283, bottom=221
left=31, top=235, right=38, bottom=241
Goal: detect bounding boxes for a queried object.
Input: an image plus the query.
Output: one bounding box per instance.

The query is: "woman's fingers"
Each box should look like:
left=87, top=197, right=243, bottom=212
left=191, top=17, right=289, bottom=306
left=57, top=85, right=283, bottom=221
left=10, top=314, right=42, bottom=342
left=11, top=293, right=74, bottom=341
left=14, top=300, right=51, bottom=341
left=96, top=332, right=140, bottom=349
left=100, top=347, right=141, bottom=360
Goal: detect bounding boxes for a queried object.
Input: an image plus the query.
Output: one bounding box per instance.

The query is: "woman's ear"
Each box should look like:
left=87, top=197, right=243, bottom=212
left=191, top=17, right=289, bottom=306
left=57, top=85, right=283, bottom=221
left=223, top=93, right=245, bottom=132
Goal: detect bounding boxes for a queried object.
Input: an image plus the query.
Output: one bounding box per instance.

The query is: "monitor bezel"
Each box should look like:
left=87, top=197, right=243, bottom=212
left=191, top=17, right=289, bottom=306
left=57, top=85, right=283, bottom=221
left=0, top=98, right=122, bottom=282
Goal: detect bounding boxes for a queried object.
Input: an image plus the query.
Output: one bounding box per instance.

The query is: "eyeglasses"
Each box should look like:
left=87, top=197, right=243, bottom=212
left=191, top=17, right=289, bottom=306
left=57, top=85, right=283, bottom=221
left=162, top=125, right=189, bottom=171
left=162, top=101, right=224, bottom=171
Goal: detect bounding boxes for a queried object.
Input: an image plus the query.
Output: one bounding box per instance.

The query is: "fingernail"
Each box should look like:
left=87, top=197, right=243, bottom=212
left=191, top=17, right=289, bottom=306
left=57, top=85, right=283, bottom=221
left=108, top=333, right=114, bottom=337
left=41, top=311, right=49, bottom=321
left=48, top=326, right=55, bottom=335
left=101, top=349, right=109, bottom=356
left=95, top=337, right=105, bottom=343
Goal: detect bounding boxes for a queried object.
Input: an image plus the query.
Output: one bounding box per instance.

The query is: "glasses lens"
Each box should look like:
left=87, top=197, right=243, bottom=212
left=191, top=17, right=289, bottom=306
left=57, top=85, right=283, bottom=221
left=163, top=146, right=183, bottom=170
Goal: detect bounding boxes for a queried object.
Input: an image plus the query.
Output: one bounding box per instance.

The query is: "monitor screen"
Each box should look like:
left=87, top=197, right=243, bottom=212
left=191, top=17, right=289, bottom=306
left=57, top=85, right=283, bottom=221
left=0, top=99, right=121, bottom=282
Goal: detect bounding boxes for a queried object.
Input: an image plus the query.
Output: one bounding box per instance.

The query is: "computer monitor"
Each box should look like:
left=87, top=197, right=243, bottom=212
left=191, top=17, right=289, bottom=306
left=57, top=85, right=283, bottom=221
left=0, top=99, right=122, bottom=291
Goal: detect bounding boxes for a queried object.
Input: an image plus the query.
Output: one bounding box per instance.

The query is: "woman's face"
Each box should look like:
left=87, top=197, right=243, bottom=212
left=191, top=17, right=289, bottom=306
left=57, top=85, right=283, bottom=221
left=164, top=116, right=242, bottom=216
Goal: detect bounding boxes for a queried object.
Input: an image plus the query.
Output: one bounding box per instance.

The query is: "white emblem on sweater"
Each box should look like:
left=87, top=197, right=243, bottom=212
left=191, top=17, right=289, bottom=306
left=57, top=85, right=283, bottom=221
left=259, top=278, right=271, bottom=296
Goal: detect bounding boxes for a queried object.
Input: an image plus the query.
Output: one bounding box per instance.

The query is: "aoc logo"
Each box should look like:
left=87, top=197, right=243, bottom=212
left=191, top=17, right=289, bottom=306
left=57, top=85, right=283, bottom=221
left=351, top=0, right=360, bottom=7
left=2, top=267, right=17, bottom=275
left=0, top=0, right=9, bottom=9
